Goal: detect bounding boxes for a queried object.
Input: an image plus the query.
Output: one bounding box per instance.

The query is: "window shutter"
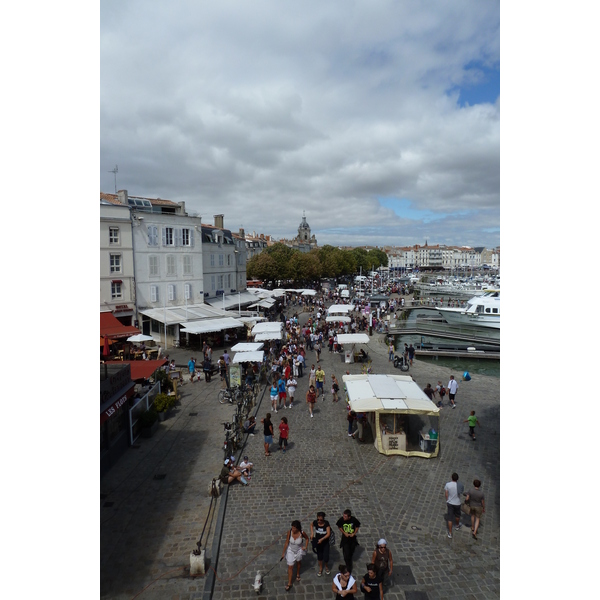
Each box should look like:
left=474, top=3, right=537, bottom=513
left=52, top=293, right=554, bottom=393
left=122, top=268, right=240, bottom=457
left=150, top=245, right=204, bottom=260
left=168, top=284, right=175, bottom=301
left=162, top=227, right=167, bottom=246
left=189, top=229, right=194, bottom=247
left=175, top=228, right=183, bottom=247
left=185, top=283, right=191, bottom=300
left=151, top=285, right=158, bottom=302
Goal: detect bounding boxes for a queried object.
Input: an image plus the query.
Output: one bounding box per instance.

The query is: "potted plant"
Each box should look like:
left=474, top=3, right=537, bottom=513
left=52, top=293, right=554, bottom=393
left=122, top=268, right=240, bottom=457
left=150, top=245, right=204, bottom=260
left=154, top=393, right=176, bottom=421
left=139, top=407, right=159, bottom=437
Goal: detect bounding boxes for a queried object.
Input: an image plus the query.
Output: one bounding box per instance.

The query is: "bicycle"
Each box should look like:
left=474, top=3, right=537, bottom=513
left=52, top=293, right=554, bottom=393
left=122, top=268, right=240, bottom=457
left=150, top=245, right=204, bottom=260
left=218, top=386, right=243, bottom=404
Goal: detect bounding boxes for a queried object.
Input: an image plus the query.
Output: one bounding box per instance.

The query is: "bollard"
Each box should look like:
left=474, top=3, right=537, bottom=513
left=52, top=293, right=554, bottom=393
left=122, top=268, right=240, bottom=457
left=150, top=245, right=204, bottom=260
left=190, top=549, right=205, bottom=576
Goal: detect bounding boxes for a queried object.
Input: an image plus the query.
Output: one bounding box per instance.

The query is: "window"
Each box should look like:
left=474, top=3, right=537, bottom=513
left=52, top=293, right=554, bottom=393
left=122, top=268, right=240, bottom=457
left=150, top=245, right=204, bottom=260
left=109, top=227, right=119, bottom=244
left=147, top=225, right=158, bottom=246
left=184, top=283, right=191, bottom=300
left=110, top=254, right=122, bottom=273
left=210, top=254, right=215, bottom=267
left=149, top=256, right=159, bottom=277
left=217, top=275, right=224, bottom=289
left=111, top=281, right=122, bottom=299
left=182, top=228, right=192, bottom=246
left=183, top=255, right=192, bottom=275
left=168, top=284, right=176, bottom=301
left=227, top=274, right=232, bottom=289
left=227, top=254, right=231, bottom=266
left=150, top=285, right=159, bottom=302
left=219, top=254, right=224, bottom=267
left=166, top=255, right=176, bottom=276
left=211, top=275, right=215, bottom=291
left=163, top=227, right=174, bottom=246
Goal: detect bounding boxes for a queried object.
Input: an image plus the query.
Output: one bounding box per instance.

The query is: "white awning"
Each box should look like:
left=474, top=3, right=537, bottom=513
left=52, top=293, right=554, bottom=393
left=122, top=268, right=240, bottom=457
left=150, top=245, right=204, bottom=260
left=301, top=289, right=317, bottom=296
left=254, top=331, right=282, bottom=341
left=181, top=317, right=246, bottom=334
left=248, top=298, right=276, bottom=309
left=337, top=333, right=370, bottom=345
left=252, top=322, right=282, bottom=334
left=328, top=304, right=355, bottom=314
left=326, top=316, right=351, bottom=323
left=138, top=303, right=232, bottom=326
left=205, top=291, right=261, bottom=309
left=232, top=350, right=264, bottom=363
left=231, top=342, right=264, bottom=352
left=342, top=374, right=439, bottom=413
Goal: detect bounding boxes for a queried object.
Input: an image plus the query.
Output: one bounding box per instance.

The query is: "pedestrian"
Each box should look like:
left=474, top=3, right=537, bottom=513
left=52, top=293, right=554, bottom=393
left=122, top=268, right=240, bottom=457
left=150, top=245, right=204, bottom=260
left=278, top=416, right=289, bottom=453
left=447, top=375, right=458, bottom=408
left=332, top=564, right=357, bottom=599
left=203, top=355, right=212, bottom=382
left=435, top=381, right=446, bottom=408
left=408, top=344, right=415, bottom=365
left=315, top=340, right=322, bottom=363
left=223, top=349, right=230, bottom=366
left=297, top=352, right=305, bottom=377
left=310, top=511, right=332, bottom=576
left=336, top=509, right=361, bottom=572
left=219, top=356, right=228, bottom=388
left=360, top=563, right=383, bottom=600
left=444, top=472, right=464, bottom=538
left=388, top=342, right=394, bottom=361
left=422, top=383, right=435, bottom=401
left=331, top=374, right=340, bottom=402
left=261, top=412, right=274, bottom=457
left=270, top=379, right=279, bottom=413
left=463, top=410, right=480, bottom=441
left=371, top=538, right=393, bottom=586
left=309, top=364, right=317, bottom=388
left=465, top=479, right=485, bottom=540
left=277, top=374, right=287, bottom=410
left=188, top=356, right=196, bottom=382
left=306, top=384, right=317, bottom=418
left=281, top=520, right=309, bottom=591
left=315, top=365, right=326, bottom=399
left=286, top=374, right=297, bottom=408
left=347, top=410, right=357, bottom=437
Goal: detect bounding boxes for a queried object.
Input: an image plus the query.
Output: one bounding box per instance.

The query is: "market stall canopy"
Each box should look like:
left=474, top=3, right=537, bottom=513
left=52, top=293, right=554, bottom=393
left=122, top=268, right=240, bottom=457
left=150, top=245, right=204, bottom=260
left=127, top=333, right=154, bottom=342
left=231, top=342, right=264, bottom=352
left=337, top=333, right=370, bottom=345
left=343, top=374, right=439, bottom=414
left=325, top=316, right=351, bottom=323
left=232, top=351, right=264, bottom=363
left=138, top=303, right=231, bottom=326
left=181, top=316, right=245, bottom=334
left=301, top=289, right=317, bottom=296
left=327, top=304, right=355, bottom=315
left=100, top=312, right=141, bottom=338
left=105, top=359, right=168, bottom=381
left=248, top=298, right=276, bottom=309
left=254, top=331, right=282, bottom=341
left=205, top=291, right=261, bottom=310
left=251, top=322, right=282, bottom=334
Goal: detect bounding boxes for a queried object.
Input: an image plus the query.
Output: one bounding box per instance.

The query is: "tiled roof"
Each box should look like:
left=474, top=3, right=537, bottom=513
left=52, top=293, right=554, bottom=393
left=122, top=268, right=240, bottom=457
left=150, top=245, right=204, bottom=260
left=99, top=192, right=179, bottom=207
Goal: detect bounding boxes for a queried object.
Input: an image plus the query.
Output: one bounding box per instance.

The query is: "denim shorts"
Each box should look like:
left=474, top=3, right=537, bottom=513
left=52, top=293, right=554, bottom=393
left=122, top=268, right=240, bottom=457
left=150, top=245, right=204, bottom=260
left=264, top=435, right=273, bottom=444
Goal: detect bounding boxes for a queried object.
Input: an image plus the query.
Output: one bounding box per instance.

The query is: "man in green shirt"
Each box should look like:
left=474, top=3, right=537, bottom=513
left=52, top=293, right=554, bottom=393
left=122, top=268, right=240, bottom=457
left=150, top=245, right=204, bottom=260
left=463, top=411, right=480, bottom=441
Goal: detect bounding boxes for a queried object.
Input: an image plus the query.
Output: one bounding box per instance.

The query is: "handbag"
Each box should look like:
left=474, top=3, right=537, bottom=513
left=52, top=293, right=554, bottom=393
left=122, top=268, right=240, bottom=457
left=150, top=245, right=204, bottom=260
left=329, top=530, right=336, bottom=546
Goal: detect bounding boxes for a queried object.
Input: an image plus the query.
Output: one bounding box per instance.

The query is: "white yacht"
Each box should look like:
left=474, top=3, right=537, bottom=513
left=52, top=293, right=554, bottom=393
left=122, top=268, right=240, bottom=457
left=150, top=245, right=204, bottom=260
left=436, top=290, right=500, bottom=329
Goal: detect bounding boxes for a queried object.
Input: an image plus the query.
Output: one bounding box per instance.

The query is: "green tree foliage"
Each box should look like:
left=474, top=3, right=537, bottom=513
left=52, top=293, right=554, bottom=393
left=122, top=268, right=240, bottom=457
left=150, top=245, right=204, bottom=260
left=247, top=243, right=386, bottom=284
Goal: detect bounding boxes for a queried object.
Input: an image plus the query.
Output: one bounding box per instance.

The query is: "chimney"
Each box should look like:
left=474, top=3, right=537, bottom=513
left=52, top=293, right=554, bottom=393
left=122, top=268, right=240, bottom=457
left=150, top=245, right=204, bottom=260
left=117, top=190, right=128, bottom=205
left=214, top=214, right=224, bottom=229
left=239, top=227, right=245, bottom=238
left=260, top=233, right=264, bottom=239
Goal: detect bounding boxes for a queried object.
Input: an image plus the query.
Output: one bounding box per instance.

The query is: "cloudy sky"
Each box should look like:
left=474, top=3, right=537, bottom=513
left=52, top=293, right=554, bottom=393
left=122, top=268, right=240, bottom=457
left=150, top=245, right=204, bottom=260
left=101, top=0, right=499, bottom=249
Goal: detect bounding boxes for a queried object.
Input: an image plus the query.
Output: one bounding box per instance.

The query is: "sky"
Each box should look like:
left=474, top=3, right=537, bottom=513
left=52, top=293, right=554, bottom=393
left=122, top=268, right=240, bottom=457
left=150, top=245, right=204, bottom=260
left=100, top=0, right=499, bottom=249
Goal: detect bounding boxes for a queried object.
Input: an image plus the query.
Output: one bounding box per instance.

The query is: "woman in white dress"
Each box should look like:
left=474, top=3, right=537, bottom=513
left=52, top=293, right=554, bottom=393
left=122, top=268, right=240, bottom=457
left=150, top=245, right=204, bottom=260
left=281, top=520, right=309, bottom=591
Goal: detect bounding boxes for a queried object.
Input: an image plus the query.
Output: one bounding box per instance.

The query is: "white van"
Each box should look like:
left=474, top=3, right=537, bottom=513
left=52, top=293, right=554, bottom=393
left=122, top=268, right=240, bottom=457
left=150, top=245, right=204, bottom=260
left=340, top=289, right=350, bottom=299
left=338, top=284, right=348, bottom=290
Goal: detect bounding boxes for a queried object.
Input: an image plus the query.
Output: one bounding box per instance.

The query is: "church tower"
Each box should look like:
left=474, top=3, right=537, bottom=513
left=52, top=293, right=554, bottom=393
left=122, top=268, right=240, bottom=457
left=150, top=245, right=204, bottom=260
left=298, top=211, right=311, bottom=242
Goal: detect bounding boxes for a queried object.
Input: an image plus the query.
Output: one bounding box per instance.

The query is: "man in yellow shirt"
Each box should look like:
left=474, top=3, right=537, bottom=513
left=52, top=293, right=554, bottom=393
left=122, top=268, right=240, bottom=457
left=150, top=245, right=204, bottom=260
left=315, top=365, right=326, bottom=400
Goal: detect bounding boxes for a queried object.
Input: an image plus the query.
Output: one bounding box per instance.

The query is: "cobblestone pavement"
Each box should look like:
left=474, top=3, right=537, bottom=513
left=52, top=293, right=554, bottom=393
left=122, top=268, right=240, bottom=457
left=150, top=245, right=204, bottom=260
left=101, top=302, right=499, bottom=600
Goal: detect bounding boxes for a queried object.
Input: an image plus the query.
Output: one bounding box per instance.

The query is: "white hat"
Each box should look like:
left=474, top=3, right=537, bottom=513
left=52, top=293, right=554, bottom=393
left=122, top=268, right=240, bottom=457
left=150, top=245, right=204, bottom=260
left=377, top=538, right=387, bottom=546
left=224, top=458, right=230, bottom=465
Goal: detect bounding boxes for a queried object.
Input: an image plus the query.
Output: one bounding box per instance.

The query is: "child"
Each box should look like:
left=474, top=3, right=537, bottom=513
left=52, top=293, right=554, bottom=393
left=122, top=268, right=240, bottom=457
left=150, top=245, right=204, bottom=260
left=278, top=416, right=289, bottom=453
left=238, top=455, right=254, bottom=479
left=331, top=374, right=340, bottom=402
left=463, top=411, right=480, bottom=441
left=270, top=379, right=279, bottom=414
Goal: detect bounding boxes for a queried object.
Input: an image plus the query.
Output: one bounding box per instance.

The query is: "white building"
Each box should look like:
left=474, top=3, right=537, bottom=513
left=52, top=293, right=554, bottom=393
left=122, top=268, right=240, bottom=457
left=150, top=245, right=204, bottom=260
left=100, top=200, right=135, bottom=325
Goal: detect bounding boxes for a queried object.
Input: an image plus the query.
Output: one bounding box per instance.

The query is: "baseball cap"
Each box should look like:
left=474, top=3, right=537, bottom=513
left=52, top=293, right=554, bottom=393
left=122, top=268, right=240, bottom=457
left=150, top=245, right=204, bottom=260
left=243, top=456, right=248, bottom=460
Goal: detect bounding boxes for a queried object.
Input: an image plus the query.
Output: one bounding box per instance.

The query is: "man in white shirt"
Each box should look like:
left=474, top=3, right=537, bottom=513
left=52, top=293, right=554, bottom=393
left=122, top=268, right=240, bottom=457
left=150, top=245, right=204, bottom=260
left=447, top=375, right=459, bottom=409
left=444, top=473, right=464, bottom=538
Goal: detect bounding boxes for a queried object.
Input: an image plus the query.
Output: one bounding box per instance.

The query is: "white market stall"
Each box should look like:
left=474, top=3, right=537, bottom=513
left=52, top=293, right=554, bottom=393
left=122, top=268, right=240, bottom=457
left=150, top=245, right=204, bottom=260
left=325, top=315, right=351, bottom=323
left=337, top=333, right=370, bottom=363
left=231, top=342, right=264, bottom=352
left=343, top=374, right=440, bottom=458
left=328, top=304, right=355, bottom=315
left=232, top=350, right=264, bottom=364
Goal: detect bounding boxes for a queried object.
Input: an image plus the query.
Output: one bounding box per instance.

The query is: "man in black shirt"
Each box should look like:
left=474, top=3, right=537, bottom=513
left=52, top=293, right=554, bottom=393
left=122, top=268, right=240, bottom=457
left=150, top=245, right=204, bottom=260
left=336, top=509, right=361, bottom=572
left=360, top=563, right=383, bottom=600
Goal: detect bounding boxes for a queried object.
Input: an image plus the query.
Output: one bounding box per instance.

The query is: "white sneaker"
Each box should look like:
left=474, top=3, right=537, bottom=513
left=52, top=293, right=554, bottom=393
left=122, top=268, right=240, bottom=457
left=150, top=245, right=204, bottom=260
left=275, top=409, right=278, bottom=413
left=310, top=413, right=314, bottom=418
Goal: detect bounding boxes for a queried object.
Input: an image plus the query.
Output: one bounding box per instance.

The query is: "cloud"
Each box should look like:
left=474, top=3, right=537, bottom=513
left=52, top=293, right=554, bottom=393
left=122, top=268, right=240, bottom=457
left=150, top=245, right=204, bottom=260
left=101, top=0, right=499, bottom=248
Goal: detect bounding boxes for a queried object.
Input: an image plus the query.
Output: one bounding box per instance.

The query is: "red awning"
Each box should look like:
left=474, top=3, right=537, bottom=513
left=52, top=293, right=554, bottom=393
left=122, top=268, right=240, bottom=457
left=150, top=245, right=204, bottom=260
left=104, top=359, right=168, bottom=381
left=100, top=312, right=140, bottom=339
